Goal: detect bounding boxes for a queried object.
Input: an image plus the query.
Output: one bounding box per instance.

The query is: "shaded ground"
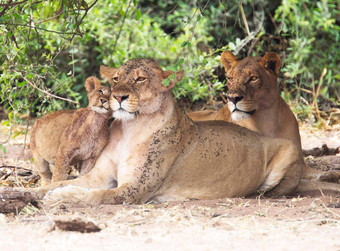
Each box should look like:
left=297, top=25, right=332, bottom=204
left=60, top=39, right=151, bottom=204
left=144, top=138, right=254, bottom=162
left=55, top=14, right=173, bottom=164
left=0, top=122, right=339, bottom=250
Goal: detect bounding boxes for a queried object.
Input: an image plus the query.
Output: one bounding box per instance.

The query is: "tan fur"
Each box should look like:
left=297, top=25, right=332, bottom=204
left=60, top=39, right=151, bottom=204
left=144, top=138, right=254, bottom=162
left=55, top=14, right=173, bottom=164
left=188, top=106, right=231, bottom=122
left=188, top=51, right=340, bottom=182
left=30, top=77, right=111, bottom=185
left=31, top=59, right=304, bottom=204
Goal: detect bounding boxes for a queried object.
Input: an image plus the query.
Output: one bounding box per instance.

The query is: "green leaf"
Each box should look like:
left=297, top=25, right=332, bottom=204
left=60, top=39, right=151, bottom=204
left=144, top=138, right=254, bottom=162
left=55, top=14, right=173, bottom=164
left=162, top=78, right=170, bottom=87
left=0, top=144, right=6, bottom=154
left=8, top=112, right=13, bottom=121
left=176, top=58, right=184, bottom=66
left=17, top=81, right=26, bottom=87
left=181, top=41, right=188, bottom=47
left=12, top=131, right=25, bottom=139
left=135, top=9, right=142, bottom=20
left=1, top=120, right=10, bottom=126
left=168, top=66, right=176, bottom=71
left=119, top=8, right=125, bottom=17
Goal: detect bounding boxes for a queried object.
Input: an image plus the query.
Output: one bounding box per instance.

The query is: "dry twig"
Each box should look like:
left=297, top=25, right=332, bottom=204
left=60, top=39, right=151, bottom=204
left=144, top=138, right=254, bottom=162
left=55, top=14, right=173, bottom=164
left=12, top=70, right=78, bottom=104
left=312, top=68, right=327, bottom=121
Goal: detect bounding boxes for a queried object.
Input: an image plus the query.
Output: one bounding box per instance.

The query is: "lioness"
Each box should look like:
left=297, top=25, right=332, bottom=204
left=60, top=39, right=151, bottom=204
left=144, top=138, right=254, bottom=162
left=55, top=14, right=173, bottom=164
left=30, top=76, right=111, bottom=185
left=30, top=59, right=303, bottom=204
left=188, top=51, right=339, bottom=182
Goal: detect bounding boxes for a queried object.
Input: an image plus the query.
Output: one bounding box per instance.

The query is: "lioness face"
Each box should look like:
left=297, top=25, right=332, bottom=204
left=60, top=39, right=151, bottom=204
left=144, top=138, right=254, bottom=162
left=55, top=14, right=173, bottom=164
left=221, top=51, right=281, bottom=121
left=100, top=59, right=184, bottom=121
left=85, top=76, right=111, bottom=114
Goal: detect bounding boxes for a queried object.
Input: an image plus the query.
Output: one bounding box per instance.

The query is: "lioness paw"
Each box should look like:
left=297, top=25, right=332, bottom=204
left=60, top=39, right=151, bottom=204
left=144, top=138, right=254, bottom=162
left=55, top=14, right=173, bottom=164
left=43, top=185, right=97, bottom=204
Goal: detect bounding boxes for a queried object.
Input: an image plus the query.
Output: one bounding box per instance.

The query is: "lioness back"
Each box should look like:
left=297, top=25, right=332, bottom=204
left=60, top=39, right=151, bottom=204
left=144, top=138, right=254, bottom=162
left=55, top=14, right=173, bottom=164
left=188, top=107, right=231, bottom=122
left=155, top=120, right=301, bottom=201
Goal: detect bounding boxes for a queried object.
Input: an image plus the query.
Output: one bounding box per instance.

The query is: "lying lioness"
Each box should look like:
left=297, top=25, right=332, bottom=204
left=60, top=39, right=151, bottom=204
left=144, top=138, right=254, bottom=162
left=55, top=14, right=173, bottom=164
left=30, top=59, right=304, bottom=204
left=188, top=51, right=339, bottom=182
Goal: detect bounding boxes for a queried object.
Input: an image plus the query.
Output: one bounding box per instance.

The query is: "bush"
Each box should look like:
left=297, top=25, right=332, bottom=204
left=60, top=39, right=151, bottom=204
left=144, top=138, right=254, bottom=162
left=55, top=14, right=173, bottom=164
left=0, top=0, right=339, bottom=123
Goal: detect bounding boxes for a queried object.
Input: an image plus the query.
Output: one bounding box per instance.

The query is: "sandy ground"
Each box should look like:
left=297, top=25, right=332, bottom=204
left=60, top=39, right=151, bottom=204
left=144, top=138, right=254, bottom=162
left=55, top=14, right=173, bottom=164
left=0, top=122, right=339, bottom=250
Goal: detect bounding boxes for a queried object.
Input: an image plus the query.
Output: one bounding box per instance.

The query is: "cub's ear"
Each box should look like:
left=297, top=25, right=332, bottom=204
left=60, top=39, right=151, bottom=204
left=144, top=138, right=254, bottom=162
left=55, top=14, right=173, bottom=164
left=260, top=52, right=281, bottom=77
left=85, top=76, right=101, bottom=93
left=221, top=51, right=237, bottom=71
left=100, top=65, right=117, bottom=82
left=161, top=70, right=184, bottom=91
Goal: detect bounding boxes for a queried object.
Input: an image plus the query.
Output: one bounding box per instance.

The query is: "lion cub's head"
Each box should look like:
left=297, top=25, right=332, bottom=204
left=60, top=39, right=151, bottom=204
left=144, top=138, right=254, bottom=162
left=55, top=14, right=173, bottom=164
left=85, top=76, right=111, bottom=113
left=100, top=59, right=184, bottom=121
left=221, top=51, right=281, bottom=121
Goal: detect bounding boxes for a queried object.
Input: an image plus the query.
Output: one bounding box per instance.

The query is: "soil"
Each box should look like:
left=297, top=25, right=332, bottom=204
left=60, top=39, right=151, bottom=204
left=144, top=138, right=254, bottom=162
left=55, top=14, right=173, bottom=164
left=0, top=122, right=339, bottom=250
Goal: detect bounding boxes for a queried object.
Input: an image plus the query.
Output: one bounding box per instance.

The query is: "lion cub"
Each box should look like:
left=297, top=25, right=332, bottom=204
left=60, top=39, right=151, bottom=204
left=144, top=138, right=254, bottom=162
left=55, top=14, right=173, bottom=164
left=30, top=76, right=111, bottom=185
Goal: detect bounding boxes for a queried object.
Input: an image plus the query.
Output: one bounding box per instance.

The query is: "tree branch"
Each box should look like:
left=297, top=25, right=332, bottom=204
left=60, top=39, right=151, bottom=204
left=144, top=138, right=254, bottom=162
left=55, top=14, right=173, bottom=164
left=12, top=70, right=78, bottom=104
left=239, top=2, right=250, bottom=36
left=4, top=22, right=80, bottom=36
left=234, top=9, right=265, bottom=55
left=0, top=0, right=13, bottom=17
left=112, top=0, right=132, bottom=56
left=35, top=12, right=64, bottom=24
left=0, top=0, right=28, bottom=7
left=68, top=0, right=99, bottom=42
left=0, top=1, right=42, bottom=16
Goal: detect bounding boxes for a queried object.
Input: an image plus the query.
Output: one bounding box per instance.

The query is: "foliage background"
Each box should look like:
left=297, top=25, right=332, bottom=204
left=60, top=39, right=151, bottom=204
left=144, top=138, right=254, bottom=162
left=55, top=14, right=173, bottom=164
left=0, top=0, right=339, bottom=126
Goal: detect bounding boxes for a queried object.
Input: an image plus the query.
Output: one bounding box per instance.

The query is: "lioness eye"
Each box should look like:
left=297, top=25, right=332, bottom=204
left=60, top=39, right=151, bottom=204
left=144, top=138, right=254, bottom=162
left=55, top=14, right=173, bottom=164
left=136, top=77, right=146, bottom=82
left=250, top=76, right=258, bottom=81
left=98, top=90, right=103, bottom=94
left=112, top=77, right=118, bottom=82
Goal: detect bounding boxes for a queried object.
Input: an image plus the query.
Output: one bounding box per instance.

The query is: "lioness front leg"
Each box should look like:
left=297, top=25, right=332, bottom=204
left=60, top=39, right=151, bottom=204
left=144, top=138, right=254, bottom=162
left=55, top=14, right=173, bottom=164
left=31, top=156, right=116, bottom=199
left=44, top=183, right=143, bottom=204
left=259, top=141, right=302, bottom=196
left=44, top=156, right=167, bottom=205
left=30, top=174, right=98, bottom=198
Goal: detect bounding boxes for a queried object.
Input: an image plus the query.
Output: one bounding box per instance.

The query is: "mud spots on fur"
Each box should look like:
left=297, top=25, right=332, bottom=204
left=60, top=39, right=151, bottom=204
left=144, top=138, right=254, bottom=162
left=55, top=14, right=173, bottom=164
left=113, top=195, right=125, bottom=204
left=155, top=158, right=165, bottom=169
left=151, top=138, right=161, bottom=146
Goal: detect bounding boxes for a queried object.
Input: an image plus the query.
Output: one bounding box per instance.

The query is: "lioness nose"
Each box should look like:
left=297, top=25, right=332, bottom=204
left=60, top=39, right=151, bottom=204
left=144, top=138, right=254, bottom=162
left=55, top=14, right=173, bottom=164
left=100, top=99, right=107, bottom=104
left=114, top=95, right=129, bottom=103
left=228, top=96, right=243, bottom=104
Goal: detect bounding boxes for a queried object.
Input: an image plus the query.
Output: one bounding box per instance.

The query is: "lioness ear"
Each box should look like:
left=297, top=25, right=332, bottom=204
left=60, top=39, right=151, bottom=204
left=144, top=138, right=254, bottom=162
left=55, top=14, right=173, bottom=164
left=85, top=76, right=101, bottom=92
left=161, top=70, right=185, bottom=91
left=221, top=51, right=237, bottom=71
left=100, top=65, right=117, bottom=82
left=260, top=52, right=281, bottom=77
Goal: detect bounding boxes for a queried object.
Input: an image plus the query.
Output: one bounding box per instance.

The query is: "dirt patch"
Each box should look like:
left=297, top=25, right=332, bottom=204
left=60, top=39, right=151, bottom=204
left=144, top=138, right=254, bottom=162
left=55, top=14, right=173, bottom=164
left=1, top=195, right=340, bottom=250
left=0, top=123, right=339, bottom=249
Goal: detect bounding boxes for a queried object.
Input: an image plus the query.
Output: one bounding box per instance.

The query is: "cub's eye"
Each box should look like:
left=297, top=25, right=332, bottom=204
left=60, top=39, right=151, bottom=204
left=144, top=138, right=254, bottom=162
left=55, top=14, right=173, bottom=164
left=136, top=77, right=146, bottom=82
left=98, top=90, right=103, bottom=94
left=250, top=76, right=258, bottom=81
left=227, top=77, right=233, bottom=82
left=112, top=77, right=118, bottom=82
